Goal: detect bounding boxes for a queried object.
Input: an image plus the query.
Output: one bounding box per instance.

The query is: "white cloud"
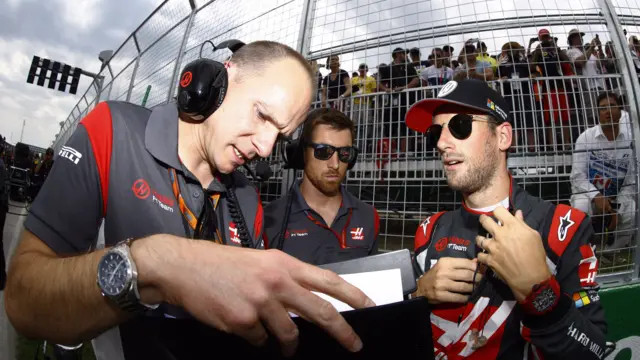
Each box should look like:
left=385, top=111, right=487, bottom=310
left=0, top=0, right=163, bottom=147
left=54, top=0, right=104, bottom=33
left=5, top=0, right=34, bottom=11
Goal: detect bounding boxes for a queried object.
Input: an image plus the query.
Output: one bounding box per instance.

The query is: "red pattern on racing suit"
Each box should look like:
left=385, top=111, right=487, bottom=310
left=413, top=178, right=607, bottom=359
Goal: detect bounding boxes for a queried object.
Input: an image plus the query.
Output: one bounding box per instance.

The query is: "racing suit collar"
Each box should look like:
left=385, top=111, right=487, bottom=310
left=461, top=174, right=516, bottom=218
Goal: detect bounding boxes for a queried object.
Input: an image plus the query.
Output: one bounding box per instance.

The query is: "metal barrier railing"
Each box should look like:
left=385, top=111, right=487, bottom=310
left=49, top=0, right=640, bottom=285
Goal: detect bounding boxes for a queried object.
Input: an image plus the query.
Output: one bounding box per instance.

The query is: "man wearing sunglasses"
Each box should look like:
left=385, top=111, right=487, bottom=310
left=264, top=108, right=379, bottom=265
left=406, top=80, right=607, bottom=359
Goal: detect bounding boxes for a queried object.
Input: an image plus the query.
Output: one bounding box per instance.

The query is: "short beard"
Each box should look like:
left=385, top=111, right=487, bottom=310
left=446, top=138, right=499, bottom=194
left=308, top=174, right=343, bottom=196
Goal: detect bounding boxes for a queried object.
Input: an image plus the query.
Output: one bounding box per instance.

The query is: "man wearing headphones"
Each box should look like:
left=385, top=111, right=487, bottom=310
left=264, top=108, right=379, bottom=264
left=5, top=41, right=374, bottom=360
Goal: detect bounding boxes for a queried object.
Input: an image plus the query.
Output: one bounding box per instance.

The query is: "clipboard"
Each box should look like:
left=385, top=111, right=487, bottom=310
left=120, top=298, right=434, bottom=360
left=276, top=297, right=435, bottom=359
left=319, top=249, right=417, bottom=296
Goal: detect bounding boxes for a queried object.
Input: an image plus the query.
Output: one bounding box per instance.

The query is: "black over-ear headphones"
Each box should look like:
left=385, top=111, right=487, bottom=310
left=282, top=108, right=359, bottom=171
left=274, top=108, right=358, bottom=250
left=177, top=39, right=246, bottom=121
left=175, top=39, right=272, bottom=250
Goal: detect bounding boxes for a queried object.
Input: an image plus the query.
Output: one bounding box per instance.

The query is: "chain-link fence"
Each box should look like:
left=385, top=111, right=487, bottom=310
left=51, top=0, right=640, bottom=287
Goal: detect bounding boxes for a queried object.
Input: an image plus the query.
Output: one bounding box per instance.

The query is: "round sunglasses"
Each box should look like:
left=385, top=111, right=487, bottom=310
left=425, top=114, right=499, bottom=148
left=308, top=143, right=358, bottom=163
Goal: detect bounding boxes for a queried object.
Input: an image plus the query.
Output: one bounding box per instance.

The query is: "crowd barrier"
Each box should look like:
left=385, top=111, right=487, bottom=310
left=49, top=0, right=640, bottom=289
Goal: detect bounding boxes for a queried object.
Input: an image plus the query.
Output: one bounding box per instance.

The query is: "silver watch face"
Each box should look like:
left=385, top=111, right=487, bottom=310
left=97, top=251, right=131, bottom=297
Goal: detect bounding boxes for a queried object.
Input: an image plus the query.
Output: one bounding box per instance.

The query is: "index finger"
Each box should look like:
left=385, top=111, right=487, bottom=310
left=288, top=268, right=370, bottom=352
left=295, top=265, right=375, bottom=310
left=492, top=206, right=517, bottom=225
left=478, top=213, right=500, bottom=237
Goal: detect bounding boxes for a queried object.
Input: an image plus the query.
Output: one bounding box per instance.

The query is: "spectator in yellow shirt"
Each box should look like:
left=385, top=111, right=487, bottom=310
left=351, top=63, right=378, bottom=151
left=477, top=41, right=498, bottom=73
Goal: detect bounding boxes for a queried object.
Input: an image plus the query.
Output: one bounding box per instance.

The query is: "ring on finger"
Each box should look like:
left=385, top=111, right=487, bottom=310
left=482, top=238, right=490, bottom=253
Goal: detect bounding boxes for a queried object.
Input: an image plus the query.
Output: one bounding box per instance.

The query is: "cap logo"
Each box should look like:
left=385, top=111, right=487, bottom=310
left=438, top=81, right=458, bottom=98
left=487, top=98, right=508, bottom=120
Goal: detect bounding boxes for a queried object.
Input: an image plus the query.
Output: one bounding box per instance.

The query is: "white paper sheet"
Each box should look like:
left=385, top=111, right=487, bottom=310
left=290, top=268, right=404, bottom=317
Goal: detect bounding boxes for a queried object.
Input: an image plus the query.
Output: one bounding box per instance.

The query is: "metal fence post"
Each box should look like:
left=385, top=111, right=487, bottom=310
left=126, top=34, right=142, bottom=102
left=296, top=0, right=315, bottom=58
left=166, top=0, right=198, bottom=103
left=280, top=0, right=316, bottom=196
left=600, top=0, right=640, bottom=281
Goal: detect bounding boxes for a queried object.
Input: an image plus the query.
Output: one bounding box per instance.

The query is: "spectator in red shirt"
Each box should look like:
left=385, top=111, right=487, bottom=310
left=530, top=28, right=573, bottom=151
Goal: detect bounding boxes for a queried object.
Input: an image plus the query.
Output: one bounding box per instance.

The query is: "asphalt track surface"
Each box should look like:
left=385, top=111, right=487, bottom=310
left=1, top=201, right=29, bottom=360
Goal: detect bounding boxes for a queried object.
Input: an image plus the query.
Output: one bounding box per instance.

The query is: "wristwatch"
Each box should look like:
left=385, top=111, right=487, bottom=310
left=520, top=276, right=561, bottom=315
left=96, top=239, right=158, bottom=313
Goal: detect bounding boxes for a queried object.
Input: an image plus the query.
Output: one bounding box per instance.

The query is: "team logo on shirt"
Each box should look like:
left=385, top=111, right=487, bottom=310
left=287, top=229, right=309, bottom=237
left=229, top=222, right=241, bottom=244
left=434, top=236, right=471, bottom=252
left=350, top=228, right=364, bottom=240
left=132, top=179, right=150, bottom=199
left=558, top=209, right=576, bottom=242
left=435, top=237, right=448, bottom=252
left=131, top=178, right=175, bottom=213
left=578, top=244, right=599, bottom=288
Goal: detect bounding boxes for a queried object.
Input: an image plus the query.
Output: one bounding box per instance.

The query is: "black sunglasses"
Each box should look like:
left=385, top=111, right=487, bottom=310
left=425, top=114, right=498, bottom=148
left=308, top=143, right=358, bottom=163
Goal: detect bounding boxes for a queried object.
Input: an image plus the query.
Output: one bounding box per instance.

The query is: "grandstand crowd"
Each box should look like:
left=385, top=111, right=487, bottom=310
left=311, top=27, right=640, bottom=266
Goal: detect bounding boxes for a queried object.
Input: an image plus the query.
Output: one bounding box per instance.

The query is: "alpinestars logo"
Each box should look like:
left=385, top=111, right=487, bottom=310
left=558, top=209, right=575, bottom=242
left=229, top=222, right=240, bottom=244
left=420, top=217, right=431, bottom=237
left=351, top=228, right=364, bottom=240
left=59, top=146, right=82, bottom=165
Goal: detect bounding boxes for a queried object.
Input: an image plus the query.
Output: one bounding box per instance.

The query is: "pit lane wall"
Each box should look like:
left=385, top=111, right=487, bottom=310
left=601, top=283, right=640, bottom=359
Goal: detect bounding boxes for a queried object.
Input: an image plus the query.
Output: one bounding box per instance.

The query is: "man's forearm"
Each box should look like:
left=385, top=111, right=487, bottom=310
left=5, top=244, right=130, bottom=344
left=5, top=233, right=169, bottom=345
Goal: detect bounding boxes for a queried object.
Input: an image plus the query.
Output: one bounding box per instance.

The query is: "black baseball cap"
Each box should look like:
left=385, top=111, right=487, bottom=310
left=405, top=79, right=512, bottom=133
left=392, top=47, right=407, bottom=56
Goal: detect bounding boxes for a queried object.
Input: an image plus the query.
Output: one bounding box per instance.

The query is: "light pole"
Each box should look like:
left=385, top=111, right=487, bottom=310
left=95, top=50, right=114, bottom=104
left=19, top=119, right=26, bottom=143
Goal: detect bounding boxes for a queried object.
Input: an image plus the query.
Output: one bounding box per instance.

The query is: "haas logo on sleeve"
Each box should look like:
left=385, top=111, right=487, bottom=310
left=578, top=244, right=598, bottom=288
left=229, top=222, right=240, bottom=244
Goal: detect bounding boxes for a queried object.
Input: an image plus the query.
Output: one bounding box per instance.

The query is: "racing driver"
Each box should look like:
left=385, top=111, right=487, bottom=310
left=406, top=79, right=608, bottom=359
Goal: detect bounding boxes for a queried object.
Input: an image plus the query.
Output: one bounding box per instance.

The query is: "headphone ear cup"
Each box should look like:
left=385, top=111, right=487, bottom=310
left=176, top=59, right=228, bottom=121
left=284, top=139, right=305, bottom=170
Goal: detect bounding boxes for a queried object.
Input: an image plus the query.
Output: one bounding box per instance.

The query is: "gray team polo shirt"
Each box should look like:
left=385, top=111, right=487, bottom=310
left=25, top=100, right=264, bottom=360
left=263, top=180, right=379, bottom=265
